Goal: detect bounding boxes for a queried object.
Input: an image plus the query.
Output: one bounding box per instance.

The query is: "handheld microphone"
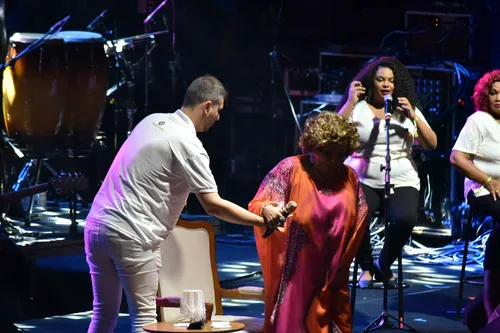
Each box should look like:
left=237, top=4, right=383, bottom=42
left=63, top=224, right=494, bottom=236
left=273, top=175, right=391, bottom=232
left=383, top=94, right=393, bottom=120
left=262, top=201, right=297, bottom=239
left=87, top=10, right=108, bottom=31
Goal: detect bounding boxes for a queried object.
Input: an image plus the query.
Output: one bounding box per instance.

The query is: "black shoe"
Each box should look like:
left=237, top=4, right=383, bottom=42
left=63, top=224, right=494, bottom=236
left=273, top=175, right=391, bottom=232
left=358, top=277, right=374, bottom=289
left=373, top=260, right=397, bottom=289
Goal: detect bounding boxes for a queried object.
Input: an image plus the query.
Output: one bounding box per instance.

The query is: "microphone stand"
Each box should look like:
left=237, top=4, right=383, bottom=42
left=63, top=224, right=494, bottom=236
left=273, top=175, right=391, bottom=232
left=0, top=15, right=70, bottom=71
left=363, top=97, right=416, bottom=333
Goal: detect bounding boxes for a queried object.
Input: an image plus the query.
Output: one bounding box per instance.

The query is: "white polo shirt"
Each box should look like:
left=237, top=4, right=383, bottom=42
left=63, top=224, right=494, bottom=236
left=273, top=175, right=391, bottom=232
left=344, top=100, right=429, bottom=190
left=86, top=110, right=218, bottom=247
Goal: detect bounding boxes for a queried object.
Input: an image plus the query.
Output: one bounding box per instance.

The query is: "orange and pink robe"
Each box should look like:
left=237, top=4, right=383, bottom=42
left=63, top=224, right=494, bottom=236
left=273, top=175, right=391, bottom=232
left=249, top=155, right=368, bottom=333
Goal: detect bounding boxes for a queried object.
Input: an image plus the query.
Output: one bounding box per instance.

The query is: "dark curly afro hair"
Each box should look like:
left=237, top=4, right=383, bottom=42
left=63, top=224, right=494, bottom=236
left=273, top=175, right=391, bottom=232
left=336, top=56, right=421, bottom=117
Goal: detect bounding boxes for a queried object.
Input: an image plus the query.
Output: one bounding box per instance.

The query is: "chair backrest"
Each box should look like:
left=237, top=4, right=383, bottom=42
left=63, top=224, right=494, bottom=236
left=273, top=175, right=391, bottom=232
left=157, top=220, right=223, bottom=321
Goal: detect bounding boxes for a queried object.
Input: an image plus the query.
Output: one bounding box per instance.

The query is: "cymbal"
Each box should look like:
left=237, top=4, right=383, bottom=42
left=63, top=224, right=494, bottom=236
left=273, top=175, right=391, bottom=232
left=113, top=30, right=169, bottom=47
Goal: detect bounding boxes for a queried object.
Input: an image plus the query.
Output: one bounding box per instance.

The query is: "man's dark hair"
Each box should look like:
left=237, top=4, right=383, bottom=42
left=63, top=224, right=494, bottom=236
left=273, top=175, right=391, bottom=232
left=182, top=75, right=228, bottom=107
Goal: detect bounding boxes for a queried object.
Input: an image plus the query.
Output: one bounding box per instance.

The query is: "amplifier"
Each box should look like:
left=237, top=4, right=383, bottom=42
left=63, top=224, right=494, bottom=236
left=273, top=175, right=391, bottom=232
left=284, top=68, right=320, bottom=98
left=405, top=11, right=474, bottom=61
left=319, top=52, right=377, bottom=95
left=406, top=66, right=459, bottom=230
left=406, top=65, right=456, bottom=117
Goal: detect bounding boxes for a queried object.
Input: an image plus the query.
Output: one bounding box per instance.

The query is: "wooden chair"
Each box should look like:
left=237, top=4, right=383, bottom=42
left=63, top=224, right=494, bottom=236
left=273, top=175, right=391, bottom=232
left=156, top=220, right=264, bottom=332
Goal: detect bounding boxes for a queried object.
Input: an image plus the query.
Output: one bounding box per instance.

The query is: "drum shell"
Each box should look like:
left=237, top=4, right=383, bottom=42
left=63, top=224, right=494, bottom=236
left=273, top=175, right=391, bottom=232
left=2, top=37, right=68, bottom=156
left=57, top=36, right=109, bottom=152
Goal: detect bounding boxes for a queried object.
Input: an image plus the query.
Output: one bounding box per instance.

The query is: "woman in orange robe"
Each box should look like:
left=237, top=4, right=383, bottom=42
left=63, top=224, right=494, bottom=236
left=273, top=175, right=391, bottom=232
left=249, top=112, right=368, bottom=333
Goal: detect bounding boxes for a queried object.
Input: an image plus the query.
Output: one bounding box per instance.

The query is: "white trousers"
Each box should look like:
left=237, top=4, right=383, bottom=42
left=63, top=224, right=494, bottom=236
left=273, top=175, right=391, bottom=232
left=84, top=222, right=161, bottom=333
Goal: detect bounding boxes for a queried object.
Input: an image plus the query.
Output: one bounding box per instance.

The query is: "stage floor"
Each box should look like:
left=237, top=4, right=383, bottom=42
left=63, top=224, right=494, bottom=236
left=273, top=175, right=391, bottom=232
left=6, top=201, right=481, bottom=333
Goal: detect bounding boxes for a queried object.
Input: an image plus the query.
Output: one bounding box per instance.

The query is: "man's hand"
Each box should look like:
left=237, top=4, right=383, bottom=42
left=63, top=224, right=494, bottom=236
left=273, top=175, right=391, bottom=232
left=261, top=202, right=286, bottom=228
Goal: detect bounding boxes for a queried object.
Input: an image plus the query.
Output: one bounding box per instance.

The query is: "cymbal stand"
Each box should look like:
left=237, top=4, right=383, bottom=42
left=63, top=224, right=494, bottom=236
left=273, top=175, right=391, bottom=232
left=88, top=11, right=133, bottom=151
left=112, top=23, right=123, bottom=151
left=268, top=0, right=301, bottom=134
left=164, top=0, right=184, bottom=111
left=144, top=0, right=168, bottom=116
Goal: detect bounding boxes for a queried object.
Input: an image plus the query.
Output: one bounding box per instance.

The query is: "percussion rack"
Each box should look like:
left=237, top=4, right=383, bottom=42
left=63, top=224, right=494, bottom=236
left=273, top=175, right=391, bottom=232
left=1, top=10, right=173, bottom=233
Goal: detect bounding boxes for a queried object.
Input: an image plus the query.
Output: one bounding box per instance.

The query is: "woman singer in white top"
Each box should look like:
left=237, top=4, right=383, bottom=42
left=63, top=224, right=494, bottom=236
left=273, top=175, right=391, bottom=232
left=337, top=56, right=437, bottom=288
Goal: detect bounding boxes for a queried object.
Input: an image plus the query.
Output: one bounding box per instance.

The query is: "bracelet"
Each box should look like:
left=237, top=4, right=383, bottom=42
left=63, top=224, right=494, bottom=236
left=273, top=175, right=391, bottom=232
left=483, top=176, right=493, bottom=187
left=413, top=116, right=419, bottom=127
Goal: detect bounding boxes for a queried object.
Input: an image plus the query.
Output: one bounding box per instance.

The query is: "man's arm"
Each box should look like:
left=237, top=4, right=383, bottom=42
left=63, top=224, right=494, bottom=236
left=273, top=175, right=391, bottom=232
left=196, top=192, right=268, bottom=228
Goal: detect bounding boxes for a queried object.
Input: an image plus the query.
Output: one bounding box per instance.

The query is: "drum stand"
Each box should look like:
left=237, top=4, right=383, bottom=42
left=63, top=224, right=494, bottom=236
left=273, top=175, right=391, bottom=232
left=13, top=159, right=80, bottom=236
left=12, top=159, right=46, bottom=226
left=0, top=131, right=28, bottom=235
left=0, top=138, right=19, bottom=236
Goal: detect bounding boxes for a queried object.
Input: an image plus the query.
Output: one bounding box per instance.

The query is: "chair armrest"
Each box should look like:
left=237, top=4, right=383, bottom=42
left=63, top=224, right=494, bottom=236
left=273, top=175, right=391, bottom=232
left=156, top=297, right=214, bottom=321
left=220, top=286, right=265, bottom=301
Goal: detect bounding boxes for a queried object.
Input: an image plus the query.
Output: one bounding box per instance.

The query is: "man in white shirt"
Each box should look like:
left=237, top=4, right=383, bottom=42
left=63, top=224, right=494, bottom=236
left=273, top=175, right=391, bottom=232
left=84, top=75, right=284, bottom=333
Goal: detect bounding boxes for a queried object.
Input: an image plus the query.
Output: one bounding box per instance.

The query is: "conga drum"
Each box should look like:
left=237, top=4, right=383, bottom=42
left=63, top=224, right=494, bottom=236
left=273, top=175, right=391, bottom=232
left=55, top=31, right=109, bottom=154
left=2, top=33, right=68, bottom=156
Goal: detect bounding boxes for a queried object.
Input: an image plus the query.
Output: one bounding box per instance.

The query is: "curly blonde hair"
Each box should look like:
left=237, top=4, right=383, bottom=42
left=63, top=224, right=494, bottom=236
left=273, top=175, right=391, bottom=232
left=299, top=111, right=360, bottom=159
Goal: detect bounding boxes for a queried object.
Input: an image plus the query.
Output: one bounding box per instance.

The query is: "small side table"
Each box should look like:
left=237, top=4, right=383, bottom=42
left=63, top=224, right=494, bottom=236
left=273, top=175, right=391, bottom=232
left=144, top=320, right=245, bottom=333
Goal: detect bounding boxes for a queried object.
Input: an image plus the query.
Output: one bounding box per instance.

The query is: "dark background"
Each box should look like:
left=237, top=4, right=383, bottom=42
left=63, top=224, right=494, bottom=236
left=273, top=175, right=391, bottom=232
left=3, top=0, right=498, bottom=223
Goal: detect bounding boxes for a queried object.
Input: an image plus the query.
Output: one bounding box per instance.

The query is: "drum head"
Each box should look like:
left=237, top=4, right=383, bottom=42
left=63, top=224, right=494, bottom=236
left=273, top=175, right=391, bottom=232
left=56, top=31, right=105, bottom=43
left=9, top=32, right=64, bottom=44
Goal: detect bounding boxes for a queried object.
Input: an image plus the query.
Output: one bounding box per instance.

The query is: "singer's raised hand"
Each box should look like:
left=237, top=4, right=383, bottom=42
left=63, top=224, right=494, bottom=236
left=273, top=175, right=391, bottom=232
left=347, top=81, right=366, bottom=105
left=396, top=97, right=416, bottom=120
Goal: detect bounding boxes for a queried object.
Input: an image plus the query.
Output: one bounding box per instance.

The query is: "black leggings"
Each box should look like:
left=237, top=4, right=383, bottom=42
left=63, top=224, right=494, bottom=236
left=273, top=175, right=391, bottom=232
left=468, top=191, right=500, bottom=271
left=356, top=185, right=420, bottom=273
left=463, top=191, right=500, bottom=332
